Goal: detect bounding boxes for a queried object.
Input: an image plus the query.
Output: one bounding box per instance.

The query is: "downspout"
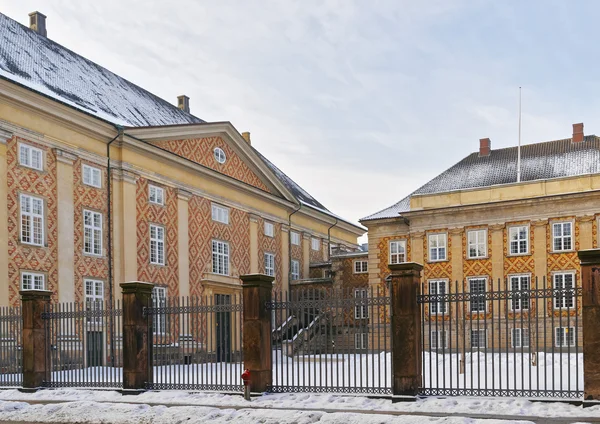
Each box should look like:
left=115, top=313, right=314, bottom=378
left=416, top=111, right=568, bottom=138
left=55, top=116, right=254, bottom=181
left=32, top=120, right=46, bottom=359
left=288, top=202, right=302, bottom=284
left=327, top=217, right=339, bottom=261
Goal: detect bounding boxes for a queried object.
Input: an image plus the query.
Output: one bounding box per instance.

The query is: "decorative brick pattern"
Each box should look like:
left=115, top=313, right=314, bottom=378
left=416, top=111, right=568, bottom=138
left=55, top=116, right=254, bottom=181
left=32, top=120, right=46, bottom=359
left=423, top=230, right=452, bottom=281
left=376, top=236, right=411, bottom=292
left=258, top=219, right=282, bottom=294
left=463, top=227, right=494, bottom=321
left=291, top=240, right=303, bottom=279
left=309, top=237, right=323, bottom=263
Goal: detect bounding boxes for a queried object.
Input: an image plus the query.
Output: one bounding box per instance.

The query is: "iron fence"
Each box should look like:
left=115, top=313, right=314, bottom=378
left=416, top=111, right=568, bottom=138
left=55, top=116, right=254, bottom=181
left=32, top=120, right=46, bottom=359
left=418, top=276, right=582, bottom=399
left=0, top=306, right=22, bottom=387
left=268, top=287, right=391, bottom=394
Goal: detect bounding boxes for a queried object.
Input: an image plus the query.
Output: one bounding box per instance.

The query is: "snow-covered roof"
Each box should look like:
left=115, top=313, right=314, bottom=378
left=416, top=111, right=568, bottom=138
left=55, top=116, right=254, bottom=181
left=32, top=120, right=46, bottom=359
left=362, top=135, right=600, bottom=221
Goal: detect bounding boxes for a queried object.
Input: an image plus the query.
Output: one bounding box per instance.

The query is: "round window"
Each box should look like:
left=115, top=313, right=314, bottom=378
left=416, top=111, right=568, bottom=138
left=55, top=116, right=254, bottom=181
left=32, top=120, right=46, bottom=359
left=214, top=147, right=226, bottom=164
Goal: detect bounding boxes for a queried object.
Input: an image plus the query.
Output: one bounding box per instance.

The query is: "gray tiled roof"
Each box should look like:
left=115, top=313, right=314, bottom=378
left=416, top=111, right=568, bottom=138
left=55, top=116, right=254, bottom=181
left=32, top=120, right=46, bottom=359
left=362, top=135, right=600, bottom=221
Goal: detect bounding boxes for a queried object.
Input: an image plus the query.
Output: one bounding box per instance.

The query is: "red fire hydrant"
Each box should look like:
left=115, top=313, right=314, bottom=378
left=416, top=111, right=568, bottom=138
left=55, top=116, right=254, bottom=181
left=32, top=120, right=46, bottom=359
left=241, top=369, right=251, bottom=401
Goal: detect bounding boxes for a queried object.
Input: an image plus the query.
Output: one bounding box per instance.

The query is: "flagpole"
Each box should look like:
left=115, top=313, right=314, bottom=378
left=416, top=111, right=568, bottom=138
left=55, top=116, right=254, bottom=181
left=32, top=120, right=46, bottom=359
left=517, top=87, right=522, bottom=183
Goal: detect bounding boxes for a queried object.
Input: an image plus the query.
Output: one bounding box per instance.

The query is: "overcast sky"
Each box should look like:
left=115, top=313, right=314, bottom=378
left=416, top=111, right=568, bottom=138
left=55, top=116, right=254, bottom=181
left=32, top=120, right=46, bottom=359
left=4, top=1, right=600, bottom=240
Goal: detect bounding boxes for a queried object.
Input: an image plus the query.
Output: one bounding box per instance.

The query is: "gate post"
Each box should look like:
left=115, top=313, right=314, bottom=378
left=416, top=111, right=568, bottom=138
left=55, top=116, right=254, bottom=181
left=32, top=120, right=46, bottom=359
left=578, top=249, right=600, bottom=403
left=240, top=273, right=274, bottom=393
left=120, top=281, right=154, bottom=393
left=20, top=290, right=52, bottom=391
left=388, top=262, right=423, bottom=399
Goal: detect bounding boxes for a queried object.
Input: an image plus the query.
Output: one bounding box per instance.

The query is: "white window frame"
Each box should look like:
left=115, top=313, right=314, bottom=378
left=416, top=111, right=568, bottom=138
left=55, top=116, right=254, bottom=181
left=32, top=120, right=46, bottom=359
left=509, top=274, right=530, bottom=311
left=21, top=271, right=45, bottom=291
left=469, top=277, right=487, bottom=313
left=428, top=233, right=447, bottom=262
left=311, top=237, right=320, bottom=251
left=354, top=333, right=368, bottom=350
left=511, top=328, right=530, bottom=348
left=85, top=279, right=104, bottom=322
left=18, top=143, right=43, bottom=171
left=211, top=204, right=229, bottom=224
left=552, top=221, right=573, bottom=252
left=467, top=229, right=487, bottom=259
left=264, top=252, right=275, bottom=277
left=290, top=231, right=300, bottom=246
left=430, top=330, right=447, bottom=350
left=152, top=287, right=167, bottom=334
left=508, top=225, right=529, bottom=255
left=470, top=329, right=487, bottom=349
left=555, top=327, right=575, bottom=348
left=82, top=164, right=102, bottom=188
left=212, top=239, right=230, bottom=275
left=389, top=240, right=406, bottom=264
left=149, top=224, right=165, bottom=266
left=214, top=147, right=226, bottom=164
left=553, top=272, right=575, bottom=310
left=429, top=280, right=447, bottom=315
left=353, top=260, right=368, bottom=274
left=264, top=222, right=274, bottom=237
left=20, top=193, right=44, bottom=246
left=148, top=185, right=164, bottom=205
left=354, top=288, right=369, bottom=319
left=83, top=209, right=103, bottom=256
left=291, top=259, right=300, bottom=280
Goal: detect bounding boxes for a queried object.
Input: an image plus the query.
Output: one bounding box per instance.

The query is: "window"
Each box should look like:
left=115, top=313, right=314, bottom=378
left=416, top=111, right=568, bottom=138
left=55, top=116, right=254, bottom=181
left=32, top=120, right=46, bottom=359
left=467, top=229, right=487, bottom=259
left=511, top=328, right=530, bottom=348
left=291, top=260, right=300, bottom=280
left=354, top=333, right=368, bottom=350
left=471, top=329, right=486, bottom=348
left=469, top=278, right=487, bottom=312
left=430, top=331, right=447, bottom=350
left=20, top=194, right=44, bottom=246
left=354, top=260, right=368, bottom=274
left=509, top=225, right=529, bottom=255
left=553, top=222, right=573, bottom=252
left=555, top=327, right=575, bottom=347
left=152, top=287, right=167, bottom=334
left=311, top=238, right=320, bottom=251
left=354, top=288, right=368, bottom=319
left=211, top=204, right=229, bottom=224
left=553, top=272, right=575, bottom=309
left=148, top=185, right=164, bottom=205
left=150, top=224, right=165, bottom=265
left=21, top=272, right=45, bottom=291
left=264, top=252, right=275, bottom=277
left=83, top=210, right=103, bottom=256
left=82, top=164, right=102, bottom=188
left=85, top=279, right=104, bottom=322
left=212, top=240, right=230, bottom=275
left=429, top=280, right=447, bottom=315
left=264, top=222, right=274, bottom=237
left=509, top=275, right=530, bottom=311
left=291, top=232, right=300, bottom=246
left=19, top=143, right=43, bottom=171
left=214, top=147, right=226, bottom=164
left=389, top=240, right=406, bottom=264
left=428, top=233, right=447, bottom=261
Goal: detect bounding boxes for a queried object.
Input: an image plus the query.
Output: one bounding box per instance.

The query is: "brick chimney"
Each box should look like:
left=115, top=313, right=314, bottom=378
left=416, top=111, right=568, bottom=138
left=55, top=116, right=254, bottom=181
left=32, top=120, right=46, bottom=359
left=479, top=138, right=491, bottom=157
left=241, top=132, right=251, bottom=145
left=177, top=95, right=190, bottom=113
left=29, top=11, right=47, bottom=37
left=573, top=122, right=584, bottom=143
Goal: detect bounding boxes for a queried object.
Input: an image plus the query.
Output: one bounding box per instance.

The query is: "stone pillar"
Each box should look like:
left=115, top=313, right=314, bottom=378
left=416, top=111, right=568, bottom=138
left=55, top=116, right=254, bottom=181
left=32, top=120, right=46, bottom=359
left=177, top=189, right=192, bottom=298
left=578, top=216, right=595, bottom=250
left=449, top=228, right=463, bottom=285
left=0, top=130, right=10, bottom=307
left=241, top=273, right=274, bottom=393
left=409, top=232, right=424, bottom=265
left=121, top=281, right=154, bottom=392
left=302, top=232, right=311, bottom=278
left=249, top=214, right=259, bottom=274
left=21, top=290, right=52, bottom=390
left=281, top=225, right=290, bottom=295
left=489, top=224, right=505, bottom=286
left=389, top=262, right=423, bottom=398
left=122, top=172, right=138, bottom=283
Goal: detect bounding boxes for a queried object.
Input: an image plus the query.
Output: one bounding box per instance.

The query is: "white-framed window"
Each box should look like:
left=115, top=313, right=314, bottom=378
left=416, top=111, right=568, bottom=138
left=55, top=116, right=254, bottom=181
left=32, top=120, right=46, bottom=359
left=471, top=329, right=487, bottom=348
left=428, top=233, right=447, bottom=261
left=19, top=143, right=43, bottom=171
left=430, top=330, right=447, bottom=350
left=552, top=222, right=573, bottom=252
left=152, top=286, right=167, bottom=334
left=354, top=333, right=368, bottom=350
left=354, top=260, right=368, bottom=274
left=553, top=272, right=575, bottom=310
left=354, top=288, right=368, bottom=319
left=467, top=229, right=487, bottom=259
left=85, top=279, right=104, bottom=322
left=20, top=193, right=44, bottom=246
left=214, top=147, right=226, bottom=164
left=148, top=185, right=164, bottom=205
left=212, top=240, right=230, bottom=275
left=264, top=221, right=274, bottom=237
left=21, top=271, right=45, bottom=291
left=429, top=280, right=447, bottom=315
left=509, top=275, right=530, bottom=311
left=82, top=164, right=102, bottom=188
left=149, top=224, right=165, bottom=265
left=508, top=225, right=529, bottom=255
left=555, top=327, right=575, bottom=347
left=83, top=210, right=103, bottom=256
left=511, top=328, right=530, bottom=348
left=389, top=240, right=406, bottom=264
left=469, top=277, right=487, bottom=313
left=291, top=231, right=300, bottom=246
left=264, top=252, right=275, bottom=277
left=211, top=204, right=229, bottom=224
left=311, top=237, right=320, bottom=251
left=291, top=260, right=300, bottom=280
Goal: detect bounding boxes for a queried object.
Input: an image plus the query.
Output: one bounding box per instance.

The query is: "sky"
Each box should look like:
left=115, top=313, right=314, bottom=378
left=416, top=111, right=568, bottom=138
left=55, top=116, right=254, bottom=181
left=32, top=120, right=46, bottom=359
left=3, top=0, right=600, bottom=241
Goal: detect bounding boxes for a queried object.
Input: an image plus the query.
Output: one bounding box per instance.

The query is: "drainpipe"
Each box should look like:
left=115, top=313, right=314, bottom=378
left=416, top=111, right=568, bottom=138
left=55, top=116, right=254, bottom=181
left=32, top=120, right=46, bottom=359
left=288, top=203, right=302, bottom=284
left=327, top=217, right=339, bottom=262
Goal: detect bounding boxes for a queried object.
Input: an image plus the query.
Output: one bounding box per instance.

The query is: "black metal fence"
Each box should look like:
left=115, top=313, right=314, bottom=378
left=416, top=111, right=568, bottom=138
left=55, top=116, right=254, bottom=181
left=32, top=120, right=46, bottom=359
left=144, top=294, right=244, bottom=391
left=0, top=306, right=22, bottom=387
left=42, top=301, right=122, bottom=388
left=268, top=287, right=391, bottom=394
left=418, top=276, right=582, bottom=399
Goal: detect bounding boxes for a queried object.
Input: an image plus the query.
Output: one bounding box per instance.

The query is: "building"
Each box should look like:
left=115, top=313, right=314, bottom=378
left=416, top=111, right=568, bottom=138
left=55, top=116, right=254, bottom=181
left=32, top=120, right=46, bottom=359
left=361, top=123, right=600, bottom=350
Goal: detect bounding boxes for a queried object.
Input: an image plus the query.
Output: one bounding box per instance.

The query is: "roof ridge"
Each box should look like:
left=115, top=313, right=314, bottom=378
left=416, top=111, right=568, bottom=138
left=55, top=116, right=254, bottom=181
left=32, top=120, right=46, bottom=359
left=466, top=134, right=600, bottom=156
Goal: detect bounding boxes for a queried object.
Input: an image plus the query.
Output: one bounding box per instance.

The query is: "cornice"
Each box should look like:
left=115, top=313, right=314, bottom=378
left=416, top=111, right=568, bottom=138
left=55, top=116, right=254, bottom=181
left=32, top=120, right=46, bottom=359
left=489, top=223, right=506, bottom=231
left=409, top=231, right=425, bottom=239
left=54, top=148, right=78, bottom=165
left=0, top=127, right=12, bottom=144
left=531, top=219, right=549, bottom=227
left=576, top=214, right=595, bottom=223
left=249, top=213, right=260, bottom=223
left=176, top=188, right=193, bottom=201
left=448, top=227, right=463, bottom=236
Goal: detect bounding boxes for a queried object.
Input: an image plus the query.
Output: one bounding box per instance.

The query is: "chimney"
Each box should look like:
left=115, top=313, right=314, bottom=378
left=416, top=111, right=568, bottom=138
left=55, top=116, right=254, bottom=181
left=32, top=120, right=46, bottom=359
left=241, top=132, right=251, bottom=145
left=177, top=95, right=190, bottom=113
left=573, top=122, right=584, bottom=143
left=29, top=11, right=47, bottom=37
left=479, top=138, right=491, bottom=157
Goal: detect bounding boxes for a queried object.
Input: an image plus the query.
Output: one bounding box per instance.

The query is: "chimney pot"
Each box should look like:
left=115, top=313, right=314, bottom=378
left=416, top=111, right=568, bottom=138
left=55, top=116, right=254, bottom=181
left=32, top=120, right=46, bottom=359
left=177, top=95, right=190, bottom=114
left=241, top=132, right=251, bottom=145
left=28, top=11, right=47, bottom=37
left=479, top=138, right=491, bottom=157
left=573, top=122, right=584, bottom=143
